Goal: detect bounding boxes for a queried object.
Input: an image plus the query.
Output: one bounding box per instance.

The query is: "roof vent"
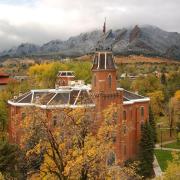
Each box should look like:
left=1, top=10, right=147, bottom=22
left=14, top=96, right=17, bottom=99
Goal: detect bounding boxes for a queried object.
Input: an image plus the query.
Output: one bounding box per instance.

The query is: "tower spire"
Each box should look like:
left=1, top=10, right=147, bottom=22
left=103, top=17, right=106, bottom=34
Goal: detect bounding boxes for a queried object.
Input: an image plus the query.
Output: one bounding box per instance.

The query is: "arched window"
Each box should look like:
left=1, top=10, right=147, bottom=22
left=140, top=106, right=144, bottom=117
left=123, top=125, right=127, bottom=134
left=94, top=75, right=96, bottom=87
left=53, top=116, right=57, bottom=127
left=123, top=110, right=126, bottom=120
left=107, top=152, right=116, bottom=166
left=21, top=112, right=26, bottom=120
left=108, top=74, right=112, bottom=88
left=124, top=145, right=127, bottom=155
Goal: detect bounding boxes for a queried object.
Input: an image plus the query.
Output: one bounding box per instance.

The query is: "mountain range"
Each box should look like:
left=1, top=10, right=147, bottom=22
left=1, top=25, right=180, bottom=60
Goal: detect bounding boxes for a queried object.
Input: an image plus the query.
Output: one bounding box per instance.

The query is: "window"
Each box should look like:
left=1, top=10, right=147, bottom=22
left=112, top=133, right=116, bottom=143
left=108, top=74, right=112, bottom=88
left=99, top=54, right=105, bottom=69
left=113, top=112, right=118, bottom=124
left=94, top=75, right=96, bottom=87
left=131, top=109, right=133, bottom=121
left=94, top=56, right=98, bottom=64
left=92, top=56, right=98, bottom=69
left=107, top=152, right=116, bottom=166
left=21, top=112, right=26, bottom=120
left=67, top=72, right=73, bottom=76
left=61, top=72, right=66, bottom=76
left=141, top=122, right=144, bottom=130
left=124, top=145, right=126, bottom=155
left=123, top=125, right=127, bottom=134
left=61, top=80, right=66, bottom=86
left=107, top=54, right=114, bottom=68
left=140, top=106, right=144, bottom=117
left=123, top=110, right=126, bottom=120
left=53, top=116, right=57, bottom=127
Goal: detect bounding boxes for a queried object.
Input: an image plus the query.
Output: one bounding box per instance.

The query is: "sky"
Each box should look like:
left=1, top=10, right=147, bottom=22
left=0, top=0, right=180, bottom=51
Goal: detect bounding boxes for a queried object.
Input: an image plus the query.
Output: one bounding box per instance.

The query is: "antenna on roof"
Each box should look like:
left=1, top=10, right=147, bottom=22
left=103, top=17, right=106, bottom=34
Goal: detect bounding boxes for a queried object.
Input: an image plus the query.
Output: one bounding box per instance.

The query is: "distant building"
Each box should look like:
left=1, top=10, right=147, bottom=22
left=13, top=76, right=29, bottom=82
left=0, top=73, right=13, bottom=90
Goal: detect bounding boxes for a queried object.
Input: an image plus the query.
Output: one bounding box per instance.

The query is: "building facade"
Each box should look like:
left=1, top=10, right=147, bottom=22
left=8, top=50, right=150, bottom=164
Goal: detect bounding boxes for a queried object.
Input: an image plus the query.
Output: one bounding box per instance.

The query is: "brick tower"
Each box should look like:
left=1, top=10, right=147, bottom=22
left=91, top=50, right=124, bottom=163
left=91, top=50, right=123, bottom=111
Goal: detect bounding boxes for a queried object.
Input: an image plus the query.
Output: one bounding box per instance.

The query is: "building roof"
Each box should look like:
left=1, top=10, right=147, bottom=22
left=8, top=85, right=95, bottom=109
left=57, top=71, right=75, bottom=77
left=121, top=89, right=150, bottom=105
left=0, top=73, right=9, bottom=77
left=0, top=77, right=12, bottom=85
left=0, top=73, right=14, bottom=85
left=8, top=86, right=149, bottom=108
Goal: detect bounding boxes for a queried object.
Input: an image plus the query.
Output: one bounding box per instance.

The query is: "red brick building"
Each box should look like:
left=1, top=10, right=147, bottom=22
left=0, top=73, right=13, bottom=90
left=8, top=49, right=149, bottom=164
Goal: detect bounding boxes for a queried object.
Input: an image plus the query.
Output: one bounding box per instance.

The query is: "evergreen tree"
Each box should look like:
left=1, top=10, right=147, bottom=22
left=0, top=141, right=27, bottom=179
left=138, top=121, right=154, bottom=178
left=149, top=106, right=157, bottom=144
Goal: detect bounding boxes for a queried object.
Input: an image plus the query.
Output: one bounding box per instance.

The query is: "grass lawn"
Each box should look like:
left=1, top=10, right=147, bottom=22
left=154, top=149, right=173, bottom=171
left=163, top=141, right=180, bottom=149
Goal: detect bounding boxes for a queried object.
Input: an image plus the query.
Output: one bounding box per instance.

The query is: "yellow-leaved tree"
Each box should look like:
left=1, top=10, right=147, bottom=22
left=160, top=152, right=180, bottom=180
left=20, top=104, right=140, bottom=180
left=147, top=90, right=164, bottom=117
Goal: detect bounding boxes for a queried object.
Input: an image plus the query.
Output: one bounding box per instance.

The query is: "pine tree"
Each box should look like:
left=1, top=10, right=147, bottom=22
left=138, top=121, right=154, bottom=178
left=149, top=106, right=157, bottom=144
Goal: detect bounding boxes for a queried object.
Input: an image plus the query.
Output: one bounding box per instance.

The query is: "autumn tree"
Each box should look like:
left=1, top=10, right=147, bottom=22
left=28, top=61, right=92, bottom=88
left=160, top=152, right=180, bottom=180
left=119, top=77, right=132, bottom=90
left=21, top=105, right=140, bottom=179
left=166, top=72, right=180, bottom=100
left=147, top=90, right=164, bottom=117
left=168, top=90, right=180, bottom=137
left=131, top=75, right=162, bottom=95
left=161, top=73, right=167, bottom=85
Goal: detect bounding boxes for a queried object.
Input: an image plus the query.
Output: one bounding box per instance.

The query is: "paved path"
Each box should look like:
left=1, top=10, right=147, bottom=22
left=155, top=147, right=180, bottom=152
left=153, top=155, right=162, bottom=177
left=155, top=139, right=176, bottom=148
left=155, top=140, right=180, bottom=151
left=153, top=140, right=179, bottom=178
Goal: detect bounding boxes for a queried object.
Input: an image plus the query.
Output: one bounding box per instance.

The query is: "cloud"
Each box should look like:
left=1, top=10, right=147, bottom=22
left=0, top=0, right=180, bottom=51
